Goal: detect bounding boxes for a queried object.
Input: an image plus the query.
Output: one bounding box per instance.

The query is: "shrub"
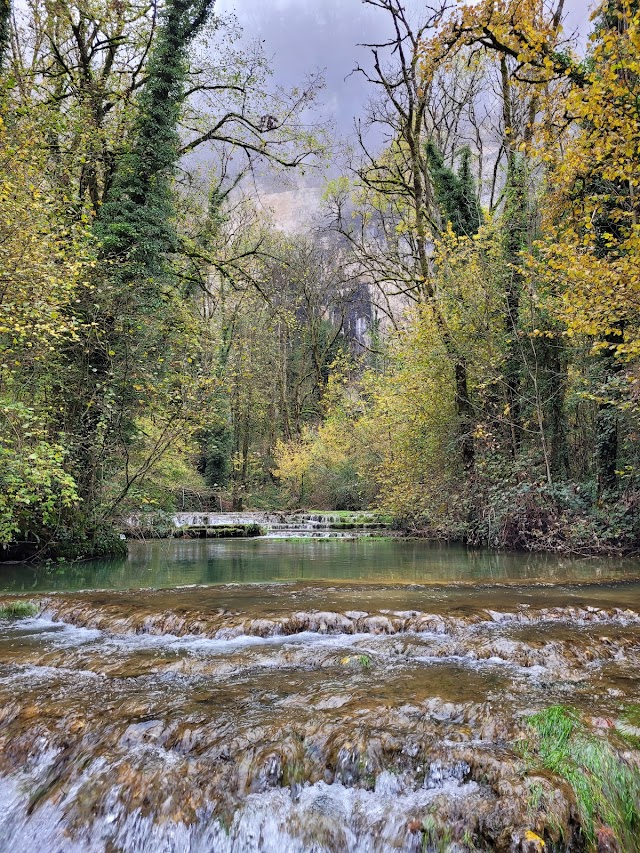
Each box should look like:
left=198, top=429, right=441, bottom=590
left=0, top=600, right=39, bottom=619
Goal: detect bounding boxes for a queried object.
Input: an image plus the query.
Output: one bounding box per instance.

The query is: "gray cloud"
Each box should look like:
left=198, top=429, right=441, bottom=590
left=216, top=0, right=593, bottom=138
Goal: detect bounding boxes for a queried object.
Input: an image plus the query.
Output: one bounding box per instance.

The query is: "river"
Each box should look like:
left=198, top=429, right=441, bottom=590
left=1, top=539, right=639, bottom=851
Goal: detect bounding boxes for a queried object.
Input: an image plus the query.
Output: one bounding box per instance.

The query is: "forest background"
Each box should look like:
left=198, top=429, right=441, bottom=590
left=1, top=0, right=640, bottom=559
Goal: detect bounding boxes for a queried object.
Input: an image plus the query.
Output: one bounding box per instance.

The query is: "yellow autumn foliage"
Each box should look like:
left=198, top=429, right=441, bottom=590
left=0, top=114, right=90, bottom=376
left=420, top=0, right=640, bottom=361
left=274, top=223, right=509, bottom=521
left=531, top=1, right=640, bottom=359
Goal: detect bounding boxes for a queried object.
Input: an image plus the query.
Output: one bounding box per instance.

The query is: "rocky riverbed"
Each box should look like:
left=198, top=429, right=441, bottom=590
left=0, top=580, right=639, bottom=851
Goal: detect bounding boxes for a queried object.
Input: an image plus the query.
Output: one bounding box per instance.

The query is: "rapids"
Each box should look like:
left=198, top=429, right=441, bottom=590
left=1, top=540, right=640, bottom=851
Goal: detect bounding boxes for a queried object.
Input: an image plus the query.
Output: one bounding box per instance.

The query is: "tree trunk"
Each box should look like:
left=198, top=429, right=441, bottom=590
left=455, top=360, right=475, bottom=474
left=596, top=330, right=623, bottom=496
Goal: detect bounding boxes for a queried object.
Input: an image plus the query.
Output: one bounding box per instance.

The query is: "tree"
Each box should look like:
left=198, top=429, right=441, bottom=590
left=0, top=404, right=78, bottom=555
left=325, top=0, right=484, bottom=474
left=7, top=0, right=324, bottom=217
left=193, top=228, right=364, bottom=508
left=425, top=143, right=482, bottom=238
left=0, top=107, right=88, bottom=556
left=535, top=0, right=640, bottom=494
left=0, top=0, right=9, bottom=73
left=55, top=0, right=216, bottom=526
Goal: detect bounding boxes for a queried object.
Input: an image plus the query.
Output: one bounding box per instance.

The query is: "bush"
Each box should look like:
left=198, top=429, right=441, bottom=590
left=47, top=524, right=128, bottom=561
left=0, top=600, right=39, bottom=619
left=466, top=474, right=640, bottom=553
left=274, top=427, right=374, bottom=511
left=0, top=402, right=79, bottom=548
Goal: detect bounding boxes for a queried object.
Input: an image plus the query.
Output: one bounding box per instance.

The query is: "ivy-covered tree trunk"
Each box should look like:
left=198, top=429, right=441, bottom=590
left=0, top=0, right=9, bottom=74
left=545, top=338, right=570, bottom=479
left=502, top=173, right=526, bottom=457
left=596, top=328, right=624, bottom=496
left=425, top=142, right=483, bottom=476
left=499, top=54, right=528, bottom=459
left=455, top=360, right=475, bottom=475
left=62, top=0, right=215, bottom=532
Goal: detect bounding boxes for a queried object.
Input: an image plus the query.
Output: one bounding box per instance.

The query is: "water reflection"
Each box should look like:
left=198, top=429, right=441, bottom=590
left=1, top=538, right=640, bottom=592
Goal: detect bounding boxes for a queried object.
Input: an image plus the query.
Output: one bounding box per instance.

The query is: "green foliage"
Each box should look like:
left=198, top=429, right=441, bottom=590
left=465, top=465, right=640, bottom=552
left=524, top=705, right=640, bottom=851
left=91, top=0, right=215, bottom=360
left=0, top=0, right=9, bottom=74
left=47, top=526, right=128, bottom=561
left=0, top=114, right=88, bottom=368
left=0, top=600, right=39, bottom=619
left=52, top=0, right=218, bottom=532
left=0, top=403, right=79, bottom=547
left=420, top=813, right=453, bottom=852
left=95, top=0, right=213, bottom=267
left=275, top=428, right=373, bottom=511
left=274, top=361, right=381, bottom=511
left=425, top=142, right=482, bottom=237
left=617, top=705, right=640, bottom=749
left=3, top=0, right=640, bottom=557
left=0, top=0, right=324, bottom=556
left=200, top=420, right=234, bottom=488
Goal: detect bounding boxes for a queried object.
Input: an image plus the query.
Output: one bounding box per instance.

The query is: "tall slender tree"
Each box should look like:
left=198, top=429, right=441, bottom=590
left=0, top=0, right=9, bottom=74
left=62, top=0, right=216, bottom=526
left=425, top=143, right=482, bottom=238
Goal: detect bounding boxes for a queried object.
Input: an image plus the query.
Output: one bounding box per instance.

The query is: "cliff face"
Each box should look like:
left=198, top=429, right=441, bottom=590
left=256, top=186, right=412, bottom=343
left=256, top=186, right=325, bottom=233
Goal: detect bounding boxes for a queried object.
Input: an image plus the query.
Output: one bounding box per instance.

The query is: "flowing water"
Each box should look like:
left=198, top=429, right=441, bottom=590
left=1, top=539, right=640, bottom=851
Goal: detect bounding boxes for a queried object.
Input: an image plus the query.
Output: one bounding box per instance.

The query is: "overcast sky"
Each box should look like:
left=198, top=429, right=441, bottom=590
left=216, top=0, right=593, bottom=138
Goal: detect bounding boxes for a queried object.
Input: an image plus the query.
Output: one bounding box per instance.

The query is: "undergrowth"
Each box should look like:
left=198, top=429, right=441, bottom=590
left=522, top=705, right=640, bottom=851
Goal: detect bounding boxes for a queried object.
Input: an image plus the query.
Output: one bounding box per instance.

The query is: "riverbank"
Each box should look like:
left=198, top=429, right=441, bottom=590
left=121, top=499, right=640, bottom=558
left=4, top=494, right=639, bottom=566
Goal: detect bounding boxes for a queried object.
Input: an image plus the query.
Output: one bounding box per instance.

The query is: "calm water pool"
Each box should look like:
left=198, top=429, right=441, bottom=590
left=2, top=537, right=640, bottom=592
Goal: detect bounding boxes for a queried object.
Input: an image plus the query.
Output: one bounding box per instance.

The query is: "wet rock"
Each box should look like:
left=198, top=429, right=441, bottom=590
left=423, top=760, right=469, bottom=790
left=248, top=619, right=278, bottom=637
left=362, top=616, right=394, bottom=634
left=597, top=825, right=621, bottom=852
left=513, top=830, right=546, bottom=852
left=250, top=754, right=283, bottom=792
left=0, top=586, right=639, bottom=851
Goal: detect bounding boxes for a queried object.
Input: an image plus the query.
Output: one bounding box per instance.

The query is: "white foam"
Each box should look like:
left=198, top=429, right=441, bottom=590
left=2, top=616, right=102, bottom=646
left=100, top=628, right=374, bottom=657
left=0, top=770, right=479, bottom=853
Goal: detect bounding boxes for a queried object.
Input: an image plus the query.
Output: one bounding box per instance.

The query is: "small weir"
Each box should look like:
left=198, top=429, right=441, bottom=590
left=162, top=511, right=392, bottom=539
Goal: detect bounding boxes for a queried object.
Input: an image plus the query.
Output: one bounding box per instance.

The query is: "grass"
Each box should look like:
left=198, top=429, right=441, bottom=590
left=420, top=815, right=453, bottom=852
left=615, top=704, right=640, bottom=750
left=522, top=705, right=640, bottom=851
left=296, top=510, right=394, bottom=522
left=260, top=535, right=395, bottom=542
left=621, top=703, right=640, bottom=728
left=339, top=654, right=373, bottom=669
left=0, top=600, right=39, bottom=619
